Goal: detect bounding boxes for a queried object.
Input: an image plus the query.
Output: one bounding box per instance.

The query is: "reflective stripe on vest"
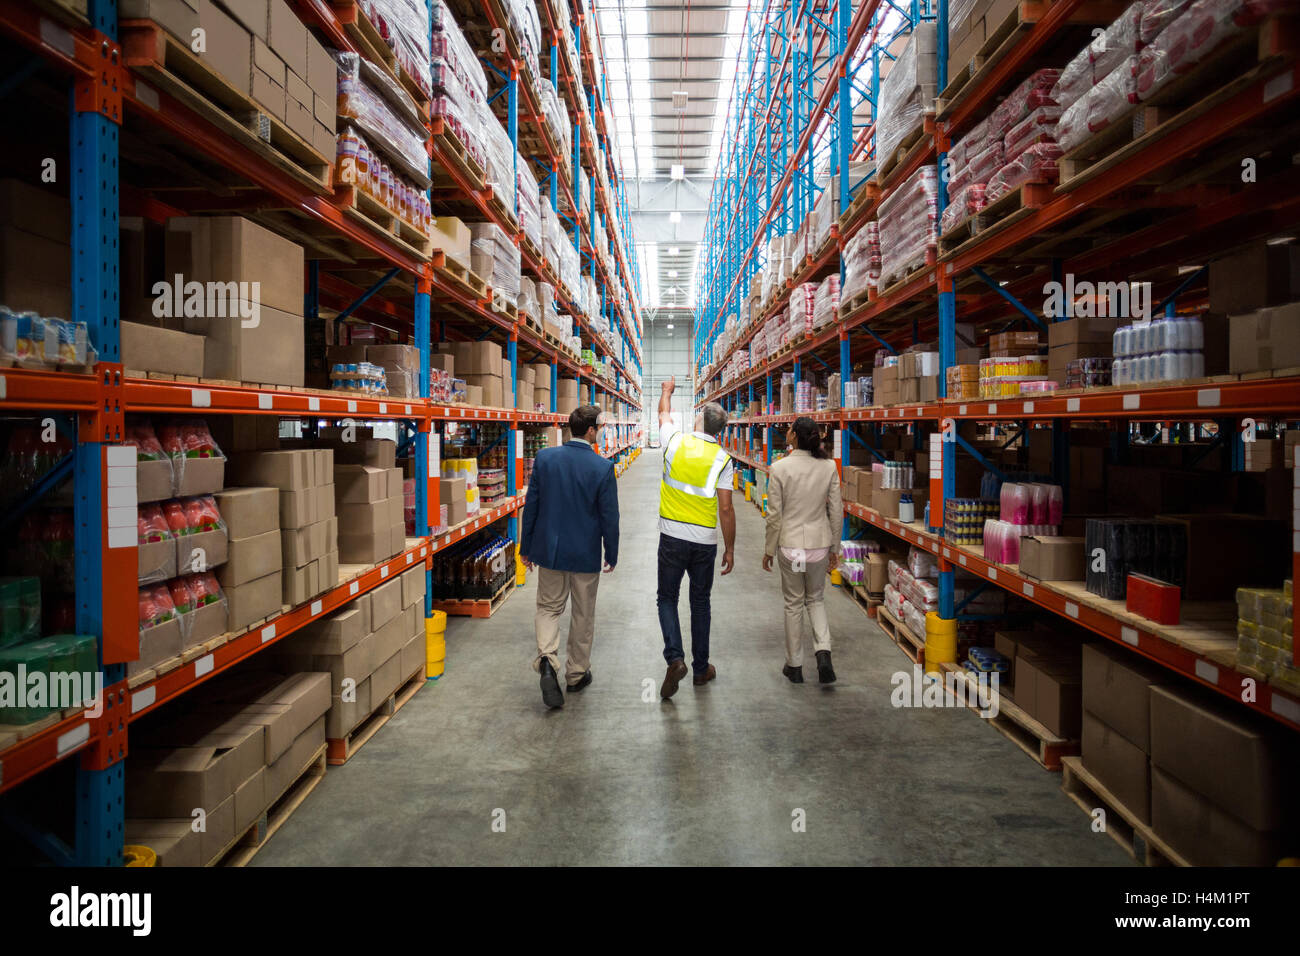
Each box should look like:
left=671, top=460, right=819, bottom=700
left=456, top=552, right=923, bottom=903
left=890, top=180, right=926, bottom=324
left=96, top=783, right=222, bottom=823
left=659, top=433, right=731, bottom=527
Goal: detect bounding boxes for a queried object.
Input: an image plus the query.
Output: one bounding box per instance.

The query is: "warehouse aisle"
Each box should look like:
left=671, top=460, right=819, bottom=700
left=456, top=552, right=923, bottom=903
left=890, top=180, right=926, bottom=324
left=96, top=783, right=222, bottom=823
left=256, top=455, right=1130, bottom=866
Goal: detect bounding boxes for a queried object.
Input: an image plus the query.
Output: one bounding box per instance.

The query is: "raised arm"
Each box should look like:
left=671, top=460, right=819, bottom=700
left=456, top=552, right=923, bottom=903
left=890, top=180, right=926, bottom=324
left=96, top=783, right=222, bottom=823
left=658, top=375, right=676, bottom=431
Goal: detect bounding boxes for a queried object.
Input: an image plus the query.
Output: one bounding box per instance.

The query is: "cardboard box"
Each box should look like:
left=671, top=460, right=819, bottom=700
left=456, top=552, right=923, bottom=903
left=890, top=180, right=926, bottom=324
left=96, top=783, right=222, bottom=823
left=137, top=458, right=174, bottom=503
left=0, top=226, right=70, bottom=318
left=232, top=766, right=266, bottom=833
left=325, top=676, right=370, bottom=738
left=1155, top=513, right=1289, bottom=600
left=266, top=0, right=307, bottom=78
left=288, top=604, right=366, bottom=655
left=1082, top=710, right=1151, bottom=824
left=266, top=715, right=324, bottom=798
left=1150, top=684, right=1295, bottom=830
left=430, top=217, right=472, bottom=270
left=129, top=618, right=183, bottom=677
left=197, top=0, right=251, bottom=93
left=306, top=31, right=335, bottom=100
left=866, top=552, right=888, bottom=593
left=1229, top=302, right=1300, bottom=373
left=320, top=549, right=338, bottom=590
left=183, top=598, right=227, bottom=649
left=1209, top=241, right=1300, bottom=314
left=336, top=465, right=387, bottom=503
left=126, top=742, right=243, bottom=817
left=466, top=384, right=483, bottom=406
left=1151, top=766, right=1290, bottom=866
left=218, top=529, right=281, bottom=588
left=430, top=351, right=455, bottom=377
left=440, top=477, right=467, bottom=525
left=121, top=321, right=205, bottom=377
left=279, top=488, right=317, bottom=529
left=139, top=537, right=178, bottom=584
left=370, top=650, right=403, bottom=703
left=224, top=570, right=283, bottom=631
left=219, top=0, right=266, bottom=36
left=1019, top=655, right=1082, bottom=738
left=174, top=456, right=225, bottom=497
left=233, top=450, right=311, bottom=490
left=1048, top=317, right=1123, bottom=348
left=251, top=67, right=286, bottom=121
left=1018, top=536, right=1085, bottom=581
left=338, top=532, right=394, bottom=566
left=370, top=578, right=402, bottom=631
left=372, top=607, right=409, bottom=664
left=284, top=558, right=320, bottom=606
left=400, top=633, right=423, bottom=679
left=119, top=0, right=200, bottom=43
left=281, top=519, right=325, bottom=569
left=179, top=526, right=228, bottom=574
left=200, top=795, right=236, bottom=864
left=1081, top=642, right=1170, bottom=752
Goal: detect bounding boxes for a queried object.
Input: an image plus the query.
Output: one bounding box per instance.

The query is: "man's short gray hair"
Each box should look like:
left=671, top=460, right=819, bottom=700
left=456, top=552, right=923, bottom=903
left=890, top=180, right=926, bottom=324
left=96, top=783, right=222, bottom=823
left=699, top=402, right=728, bottom=437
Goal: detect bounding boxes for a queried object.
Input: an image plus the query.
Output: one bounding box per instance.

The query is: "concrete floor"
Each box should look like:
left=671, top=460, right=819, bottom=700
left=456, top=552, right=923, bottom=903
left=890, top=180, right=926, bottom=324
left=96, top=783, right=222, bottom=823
left=255, top=455, right=1132, bottom=866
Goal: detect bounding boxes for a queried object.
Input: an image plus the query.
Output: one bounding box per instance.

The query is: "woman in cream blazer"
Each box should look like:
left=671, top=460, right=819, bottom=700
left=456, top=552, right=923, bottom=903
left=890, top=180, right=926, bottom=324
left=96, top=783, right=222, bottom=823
left=762, top=417, right=843, bottom=684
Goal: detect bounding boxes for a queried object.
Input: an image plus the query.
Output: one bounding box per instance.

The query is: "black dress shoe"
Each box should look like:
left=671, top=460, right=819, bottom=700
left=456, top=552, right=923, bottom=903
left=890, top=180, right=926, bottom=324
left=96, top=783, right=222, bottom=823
left=783, top=664, right=804, bottom=684
left=539, top=659, right=564, bottom=708
left=567, top=671, right=592, bottom=693
left=816, top=650, right=837, bottom=684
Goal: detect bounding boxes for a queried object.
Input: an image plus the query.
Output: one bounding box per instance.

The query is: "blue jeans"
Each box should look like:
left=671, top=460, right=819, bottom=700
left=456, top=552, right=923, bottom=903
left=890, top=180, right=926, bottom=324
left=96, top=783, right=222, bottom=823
left=657, top=533, right=716, bottom=675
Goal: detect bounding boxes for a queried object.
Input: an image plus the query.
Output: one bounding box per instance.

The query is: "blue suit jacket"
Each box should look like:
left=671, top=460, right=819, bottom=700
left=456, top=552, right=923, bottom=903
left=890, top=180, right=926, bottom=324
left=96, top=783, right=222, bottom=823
left=520, top=441, right=619, bottom=573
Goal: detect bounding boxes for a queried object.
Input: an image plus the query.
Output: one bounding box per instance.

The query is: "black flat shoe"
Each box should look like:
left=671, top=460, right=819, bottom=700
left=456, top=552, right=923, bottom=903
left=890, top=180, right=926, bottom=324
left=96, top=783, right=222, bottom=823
left=816, top=650, right=837, bottom=684
left=567, top=671, right=592, bottom=693
left=783, top=664, right=804, bottom=684
left=539, top=659, right=564, bottom=708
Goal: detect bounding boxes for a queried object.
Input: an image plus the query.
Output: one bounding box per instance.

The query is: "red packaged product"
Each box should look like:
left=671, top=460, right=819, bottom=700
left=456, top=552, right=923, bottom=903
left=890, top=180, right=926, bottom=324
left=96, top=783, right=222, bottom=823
left=183, top=495, right=222, bottom=532
left=940, top=183, right=987, bottom=234
left=162, top=499, right=188, bottom=534
left=137, top=504, right=172, bottom=544
left=125, top=422, right=166, bottom=460
left=138, top=583, right=175, bottom=628
left=1003, top=106, right=1063, bottom=158
left=989, top=69, right=1061, bottom=137
left=985, top=142, right=1063, bottom=203
left=186, top=571, right=223, bottom=607
left=168, top=576, right=196, bottom=615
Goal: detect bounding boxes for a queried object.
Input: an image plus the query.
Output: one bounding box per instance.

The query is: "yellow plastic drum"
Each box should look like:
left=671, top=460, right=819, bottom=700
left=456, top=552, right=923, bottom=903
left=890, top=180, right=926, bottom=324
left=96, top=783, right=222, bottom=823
left=124, top=845, right=157, bottom=867
left=515, top=553, right=527, bottom=587
left=830, top=569, right=842, bottom=587
left=426, top=658, right=445, bottom=678
left=924, top=612, right=958, bottom=675
left=428, top=610, right=447, bottom=634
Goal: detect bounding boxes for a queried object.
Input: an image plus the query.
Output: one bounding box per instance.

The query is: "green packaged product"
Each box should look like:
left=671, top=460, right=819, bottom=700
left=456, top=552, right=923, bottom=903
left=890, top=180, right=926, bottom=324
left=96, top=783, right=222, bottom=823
left=0, top=639, right=57, bottom=725
left=0, top=577, right=41, bottom=648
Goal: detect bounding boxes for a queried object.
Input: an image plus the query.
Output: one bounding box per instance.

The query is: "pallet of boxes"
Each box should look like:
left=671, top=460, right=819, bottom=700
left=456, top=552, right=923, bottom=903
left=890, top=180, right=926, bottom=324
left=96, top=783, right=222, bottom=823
left=324, top=435, right=408, bottom=567
left=439, top=340, right=507, bottom=408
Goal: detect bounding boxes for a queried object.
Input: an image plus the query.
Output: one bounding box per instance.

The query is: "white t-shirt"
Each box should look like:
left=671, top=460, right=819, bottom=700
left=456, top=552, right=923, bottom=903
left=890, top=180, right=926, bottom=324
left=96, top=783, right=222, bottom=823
left=658, top=415, right=734, bottom=545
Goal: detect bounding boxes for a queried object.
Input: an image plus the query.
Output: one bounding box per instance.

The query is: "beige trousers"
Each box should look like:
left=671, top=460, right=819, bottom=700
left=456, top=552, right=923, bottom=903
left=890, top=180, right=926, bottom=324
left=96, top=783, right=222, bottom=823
left=778, top=553, right=832, bottom=667
left=533, top=566, right=600, bottom=685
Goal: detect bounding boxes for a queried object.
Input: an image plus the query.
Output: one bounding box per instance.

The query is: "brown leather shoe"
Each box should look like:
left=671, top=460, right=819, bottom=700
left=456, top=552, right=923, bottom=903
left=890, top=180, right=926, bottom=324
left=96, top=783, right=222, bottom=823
left=693, top=664, right=717, bottom=686
left=660, top=660, right=688, bottom=699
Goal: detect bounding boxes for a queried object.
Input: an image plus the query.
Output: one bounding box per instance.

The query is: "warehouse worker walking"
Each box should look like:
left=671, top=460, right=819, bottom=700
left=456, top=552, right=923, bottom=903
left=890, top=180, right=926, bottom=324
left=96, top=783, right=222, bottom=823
left=762, top=417, right=842, bottom=684
left=520, top=405, right=620, bottom=710
left=656, top=376, right=736, bottom=699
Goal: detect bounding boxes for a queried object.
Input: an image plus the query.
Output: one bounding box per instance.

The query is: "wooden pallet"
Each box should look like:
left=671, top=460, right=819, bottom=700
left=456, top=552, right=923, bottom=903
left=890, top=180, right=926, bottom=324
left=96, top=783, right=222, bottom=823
left=214, top=744, right=328, bottom=866
left=1056, top=15, right=1299, bottom=192
left=432, top=576, right=515, bottom=618
left=1060, top=757, right=1190, bottom=866
left=842, top=581, right=882, bottom=619
left=837, top=181, right=882, bottom=232
left=488, top=291, right=519, bottom=322
left=325, top=665, right=427, bottom=766
left=120, top=20, right=332, bottom=194
left=335, top=184, right=433, bottom=261
left=936, top=1, right=1051, bottom=119
left=332, top=0, right=432, bottom=116
left=878, top=253, right=936, bottom=296
left=875, top=111, right=936, bottom=188
left=431, top=116, right=487, bottom=189
left=432, top=252, right=487, bottom=299
left=838, top=286, right=875, bottom=318
left=876, top=605, right=925, bottom=665
left=939, top=661, right=1078, bottom=771
left=938, top=180, right=1055, bottom=256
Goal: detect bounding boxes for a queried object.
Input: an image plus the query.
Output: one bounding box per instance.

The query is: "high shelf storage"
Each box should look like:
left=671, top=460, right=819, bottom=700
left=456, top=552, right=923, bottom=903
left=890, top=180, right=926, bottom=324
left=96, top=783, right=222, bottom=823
left=692, top=0, right=1300, bottom=741
left=0, top=0, right=641, bottom=863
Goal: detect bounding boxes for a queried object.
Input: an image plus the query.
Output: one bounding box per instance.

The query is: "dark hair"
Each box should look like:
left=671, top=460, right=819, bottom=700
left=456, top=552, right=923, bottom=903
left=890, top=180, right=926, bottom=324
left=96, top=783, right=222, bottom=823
left=569, top=404, right=601, bottom=438
left=792, top=417, right=829, bottom=459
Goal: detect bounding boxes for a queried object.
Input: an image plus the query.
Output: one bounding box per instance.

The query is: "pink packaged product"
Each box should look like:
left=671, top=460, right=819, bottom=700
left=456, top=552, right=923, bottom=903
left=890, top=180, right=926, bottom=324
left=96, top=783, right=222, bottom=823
left=940, top=183, right=987, bottom=234
left=1000, top=483, right=1030, bottom=524
left=877, top=166, right=938, bottom=284
left=1002, top=106, right=1063, bottom=158
left=946, top=138, right=1004, bottom=197
left=989, top=69, right=1061, bottom=138
left=1029, top=483, right=1049, bottom=524
left=1055, top=57, right=1139, bottom=153
left=1140, top=0, right=1196, bottom=40
left=984, top=141, right=1063, bottom=203
left=1134, top=0, right=1252, bottom=101
left=1092, top=2, right=1147, bottom=80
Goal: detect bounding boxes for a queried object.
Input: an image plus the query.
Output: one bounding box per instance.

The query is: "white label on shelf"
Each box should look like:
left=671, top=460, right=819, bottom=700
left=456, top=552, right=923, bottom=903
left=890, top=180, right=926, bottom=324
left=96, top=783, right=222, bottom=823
left=1271, top=693, right=1300, bottom=724
left=349, top=581, right=359, bottom=595
left=257, top=393, right=273, bottom=410
left=428, top=433, right=440, bottom=476
left=107, top=486, right=134, bottom=509
left=108, top=527, right=135, bottom=549
left=190, top=389, right=211, bottom=408
left=421, top=547, right=428, bottom=558
left=310, top=600, right=322, bottom=617
left=56, top=721, right=91, bottom=756
left=379, top=403, right=387, bottom=414
left=1023, top=582, right=1034, bottom=597
left=308, top=397, right=320, bottom=411
left=0, top=376, right=6, bottom=400
left=833, top=430, right=842, bottom=458
left=1123, top=393, right=1140, bottom=410
left=1121, top=626, right=1139, bottom=647
left=348, top=400, right=358, bottom=413
left=915, top=408, right=922, bottom=417
left=988, top=567, right=998, bottom=580
left=195, top=654, right=214, bottom=678
left=131, top=686, right=156, bottom=714
left=405, top=552, right=414, bottom=565
left=988, top=403, right=997, bottom=414
left=133, top=79, right=159, bottom=110
left=1023, top=402, right=1034, bottom=414
left=958, top=555, right=967, bottom=566
left=261, top=623, right=276, bottom=643
left=1065, top=602, right=1079, bottom=619
left=943, top=548, right=951, bottom=559
left=1067, top=398, right=1081, bottom=412
left=405, top=404, right=412, bottom=415
left=515, top=431, right=524, bottom=458
left=1194, top=659, right=1219, bottom=684
left=1196, top=388, right=1221, bottom=408
left=958, top=405, right=967, bottom=415
left=1264, top=70, right=1293, bottom=102
left=380, top=566, right=390, bottom=578
left=106, top=445, right=135, bottom=470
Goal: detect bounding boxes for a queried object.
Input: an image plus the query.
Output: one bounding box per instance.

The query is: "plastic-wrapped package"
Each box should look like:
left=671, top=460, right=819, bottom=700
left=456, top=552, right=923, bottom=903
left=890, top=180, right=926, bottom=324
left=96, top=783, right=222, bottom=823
left=430, top=1, right=486, bottom=97
left=2, top=310, right=92, bottom=369
left=877, top=166, right=937, bottom=284
left=990, top=69, right=1061, bottom=138
left=1094, top=2, right=1147, bottom=80
left=1141, top=0, right=1195, bottom=40
left=945, top=138, right=1003, bottom=200
left=877, top=22, right=938, bottom=164
left=138, top=582, right=177, bottom=633
left=518, top=161, right=541, bottom=249
left=1134, top=0, right=1246, bottom=101
left=1000, top=482, right=1030, bottom=524
left=469, top=222, right=522, bottom=307
left=908, top=546, right=938, bottom=579
left=337, top=125, right=431, bottom=233
left=360, top=0, right=433, bottom=97
left=480, top=110, right=518, bottom=215
left=984, top=141, right=1063, bottom=203
left=1054, top=43, right=1097, bottom=109
left=790, top=282, right=816, bottom=337
left=156, top=419, right=225, bottom=495
left=518, top=276, right=539, bottom=326
left=1003, top=105, right=1063, bottom=158
left=940, top=182, right=987, bottom=234
left=812, top=275, right=840, bottom=329
left=336, top=52, right=430, bottom=185
left=137, top=504, right=175, bottom=584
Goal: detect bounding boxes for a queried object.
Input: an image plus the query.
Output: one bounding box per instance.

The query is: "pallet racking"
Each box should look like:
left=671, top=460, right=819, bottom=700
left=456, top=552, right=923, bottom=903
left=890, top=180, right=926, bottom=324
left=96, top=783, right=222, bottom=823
left=0, top=0, right=642, bottom=862
left=692, top=0, right=1300, bottom=736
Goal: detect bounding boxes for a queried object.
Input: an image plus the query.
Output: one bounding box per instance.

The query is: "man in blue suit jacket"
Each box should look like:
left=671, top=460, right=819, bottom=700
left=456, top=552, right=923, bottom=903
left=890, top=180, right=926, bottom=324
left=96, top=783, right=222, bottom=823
left=519, top=404, right=620, bottom=709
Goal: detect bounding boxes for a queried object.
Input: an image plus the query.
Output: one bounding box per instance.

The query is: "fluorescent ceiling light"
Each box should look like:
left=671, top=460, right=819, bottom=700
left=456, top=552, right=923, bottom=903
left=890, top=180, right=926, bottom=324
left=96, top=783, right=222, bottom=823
left=668, top=270, right=678, bottom=277
left=671, top=164, right=684, bottom=180
left=668, top=247, right=679, bottom=255
left=670, top=211, right=682, bottom=223
left=667, top=323, right=674, bottom=329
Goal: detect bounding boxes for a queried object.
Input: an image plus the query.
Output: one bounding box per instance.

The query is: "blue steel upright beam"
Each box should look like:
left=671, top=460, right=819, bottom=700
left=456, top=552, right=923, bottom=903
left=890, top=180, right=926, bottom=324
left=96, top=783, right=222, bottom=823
left=936, top=0, right=957, bottom=623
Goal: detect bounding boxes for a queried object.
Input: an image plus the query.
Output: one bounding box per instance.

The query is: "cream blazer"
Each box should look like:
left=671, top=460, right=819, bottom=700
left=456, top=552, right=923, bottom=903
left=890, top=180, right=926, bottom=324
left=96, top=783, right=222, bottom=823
left=764, top=449, right=843, bottom=557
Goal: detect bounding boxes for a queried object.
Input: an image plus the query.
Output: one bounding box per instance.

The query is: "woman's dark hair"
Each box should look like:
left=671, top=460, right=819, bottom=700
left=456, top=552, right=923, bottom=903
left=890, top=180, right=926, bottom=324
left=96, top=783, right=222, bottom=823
left=792, top=417, right=829, bottom=459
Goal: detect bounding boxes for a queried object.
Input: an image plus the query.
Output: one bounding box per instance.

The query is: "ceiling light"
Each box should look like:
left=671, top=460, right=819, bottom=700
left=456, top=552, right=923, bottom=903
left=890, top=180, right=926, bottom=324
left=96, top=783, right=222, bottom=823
left=672, top=91, right=689, bottom=111
left=671, top=164, right=685, bottom=180
left=670, top=211, right=682, bottom=223
left=668, top=246, right=680, bottom=255
left=667, top=323, right=674, bottom=329
left=667, top=270, right=678, bottom=277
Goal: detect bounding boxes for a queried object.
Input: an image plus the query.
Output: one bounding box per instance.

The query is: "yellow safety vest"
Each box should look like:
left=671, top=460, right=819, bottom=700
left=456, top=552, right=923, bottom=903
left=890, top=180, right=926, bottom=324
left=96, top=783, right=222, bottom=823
left=660, top=433, right=731, bottom=528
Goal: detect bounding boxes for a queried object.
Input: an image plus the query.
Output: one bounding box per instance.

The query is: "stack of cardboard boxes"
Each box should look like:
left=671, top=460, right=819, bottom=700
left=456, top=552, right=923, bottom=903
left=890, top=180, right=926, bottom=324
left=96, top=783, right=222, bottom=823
left=269, top=565, right=426, bottom=744
left=335, top=446, right=405, bottom=566
left=228, top=449, right=338, bottom=608
left=946, top=0, right=1019, bottom=81
left=124, top=669, right=331, bottom=865
left=872, top=363, right=899, bottom=407
left=429, top=216, right=472, bottom=271
left=1221, top=240, right=1300, bottom=374
left=1047, top=317, right=1121, bottom=387
left=528, top=363, right=552, bottom=412
left=556, top=377, right=580, bottom=415
left=897, top=349, right=940, bottom=404
left=328, top=343, right=420, bottom=398
left=993, top=626, right=1082, bottom=740
left=214, top=485, right=282, bottom=632
left=0, top=179, right=73, bottom=321
left=439, top=340, right=507, bottom=408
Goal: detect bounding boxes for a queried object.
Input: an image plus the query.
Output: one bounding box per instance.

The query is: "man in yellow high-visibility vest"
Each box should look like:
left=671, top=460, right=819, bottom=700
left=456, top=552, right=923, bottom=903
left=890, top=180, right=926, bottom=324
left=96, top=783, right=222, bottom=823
left=656, top=375, right=735, bottom=699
